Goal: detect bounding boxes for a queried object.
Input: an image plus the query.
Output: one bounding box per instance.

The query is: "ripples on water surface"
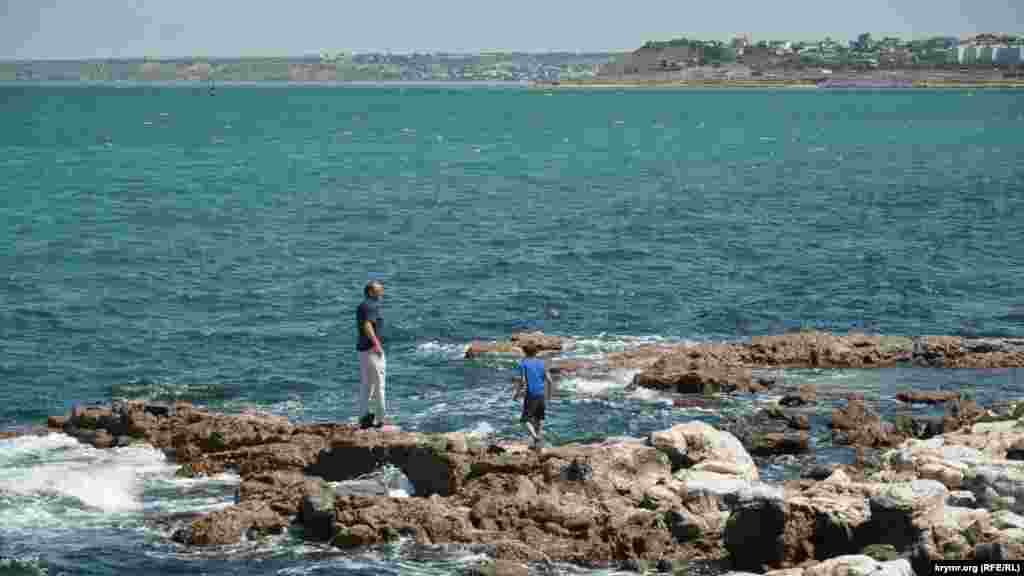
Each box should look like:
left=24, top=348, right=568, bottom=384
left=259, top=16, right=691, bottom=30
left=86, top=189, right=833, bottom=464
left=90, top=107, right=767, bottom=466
left=1, top=85, right=1022, bottom=574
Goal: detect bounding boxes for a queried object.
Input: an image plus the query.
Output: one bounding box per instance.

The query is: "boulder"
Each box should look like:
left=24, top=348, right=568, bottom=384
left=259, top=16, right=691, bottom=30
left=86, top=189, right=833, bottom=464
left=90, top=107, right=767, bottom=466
left=237, top=470, right=328, bottom=516
left=864, top=480, right=948, bottom=551
left=633, top=360, right=754, bottom=395
left=302, top=491, right=337, bottom=541
left=831, top=396, right=904, bottom=448
left=913, top=336, right=1024, bottom=368
left=509, top=331, right=567, bottom=353
left=465, top=341, right=525, bottom=359
left=172, top=501, right=287, bottom=546
left=723, top=408, right=810, bottom=457
left=896, top=391, right=960, bottom=405
left=780, top=384, right=817, bottom=407
left=724, top=493, right=787, bottom=569
left=649, top=421, right=758, bottom=480
left=746, top=332, right=909, bottom=368
left=802, top=555, right=913, bottom=576
left=465, top=331, right=568, bottom=359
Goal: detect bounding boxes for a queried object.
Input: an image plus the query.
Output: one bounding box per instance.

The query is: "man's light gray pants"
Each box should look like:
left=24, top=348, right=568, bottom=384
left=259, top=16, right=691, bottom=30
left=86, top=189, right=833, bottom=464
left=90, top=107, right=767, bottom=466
left=358, top=350, right=386, bottom=419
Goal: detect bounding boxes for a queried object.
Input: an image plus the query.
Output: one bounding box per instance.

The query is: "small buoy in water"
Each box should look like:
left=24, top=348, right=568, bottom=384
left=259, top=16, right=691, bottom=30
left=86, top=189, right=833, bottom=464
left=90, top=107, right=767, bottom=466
left=545, top=305, right=561, bottom=320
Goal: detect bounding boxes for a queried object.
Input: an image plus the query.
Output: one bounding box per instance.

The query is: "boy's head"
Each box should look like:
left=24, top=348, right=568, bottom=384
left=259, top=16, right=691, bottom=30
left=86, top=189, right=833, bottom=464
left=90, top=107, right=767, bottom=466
left=521, top=343, right=539, bottom=357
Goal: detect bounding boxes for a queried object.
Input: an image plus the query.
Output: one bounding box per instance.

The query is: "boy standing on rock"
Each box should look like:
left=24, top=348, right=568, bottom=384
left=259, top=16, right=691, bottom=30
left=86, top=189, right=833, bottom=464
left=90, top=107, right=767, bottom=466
left=512, top=344, right=553, bottom=452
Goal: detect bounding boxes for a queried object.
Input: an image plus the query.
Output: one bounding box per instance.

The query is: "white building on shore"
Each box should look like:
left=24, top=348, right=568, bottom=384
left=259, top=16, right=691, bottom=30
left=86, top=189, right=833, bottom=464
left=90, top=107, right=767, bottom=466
left=995, top=45, right=1024, bottom=65
left=959, top=43, right=1023, bottom=65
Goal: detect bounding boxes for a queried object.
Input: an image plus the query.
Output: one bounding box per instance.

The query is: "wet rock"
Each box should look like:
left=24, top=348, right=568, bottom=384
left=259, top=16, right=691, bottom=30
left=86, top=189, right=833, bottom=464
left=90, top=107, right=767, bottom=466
left=780, top=384, right=817, bottom=407
left=462, top=560, right=530, bottom=576
left=509, top=331, right=567, bottom=353
left=746, top=332, right=910, bottom=368
left=465, top=331, right=568, bottom=359
left=942, top=398, right=986, bottom=433
left=335, top=494, right=476, bottom=548
left=892, top=414, right=943, bottom=440
left=302, top=492, right=337, bottom=541
left=802, top=464, right=839, bottom=481
left=724, top=494, right=787, bottom=569
left=173, top=501, right=287, bottom=546
left=562, top=458, right=593, bottom=482
left=673, top=397, right=711, bottom=409
left=465, top=341, right=526, bottom=358
left=307, top=431, right=467, bottom=497
left=831, top=396, right=903, bottom=448
left=91, top=430, right=115, bottom=449
left=666, top=509, right=705, bottom=542
left=634, top=362, right=754, bottom=395
left=632, top=342, right=760, bottom=395
left=723, top=409, right=810, bottom=457
left=895, top=391, right=960, bottom=405
left=947, top=491, right=977, bottom=508
left=1007, top=439, right=1024, bottom=461
left=962, top=463, right=1024, bottom=514
left=913, top=336, right=1024, bottom=368
left=975, top=542, right=1007, bottom=561
left=238, top=470, right=329, bottom=517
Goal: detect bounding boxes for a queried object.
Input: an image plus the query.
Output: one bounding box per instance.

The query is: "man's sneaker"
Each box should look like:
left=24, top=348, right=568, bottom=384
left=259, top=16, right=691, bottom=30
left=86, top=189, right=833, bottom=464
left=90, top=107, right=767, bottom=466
left=359, top=413, right=376, bottom=430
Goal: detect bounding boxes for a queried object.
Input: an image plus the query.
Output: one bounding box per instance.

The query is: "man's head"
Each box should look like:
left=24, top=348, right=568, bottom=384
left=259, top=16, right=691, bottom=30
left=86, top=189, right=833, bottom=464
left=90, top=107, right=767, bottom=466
left=364, top=281, right=384, bottom=299
left=522, top=343, right=539, bottom=357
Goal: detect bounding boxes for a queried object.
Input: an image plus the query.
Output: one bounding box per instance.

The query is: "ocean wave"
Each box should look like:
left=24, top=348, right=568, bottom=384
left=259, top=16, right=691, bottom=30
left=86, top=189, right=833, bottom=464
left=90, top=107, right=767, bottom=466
left=109, top=378, right=241, bottom=404
left=0, top=434, right=176, bottom=531
left=0, top=555, right=50, bottom=576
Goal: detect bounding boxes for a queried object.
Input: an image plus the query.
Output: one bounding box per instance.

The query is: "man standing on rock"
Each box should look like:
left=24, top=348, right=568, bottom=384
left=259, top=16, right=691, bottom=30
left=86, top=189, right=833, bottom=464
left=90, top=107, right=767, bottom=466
left=356, top=281, right=386, bottom=429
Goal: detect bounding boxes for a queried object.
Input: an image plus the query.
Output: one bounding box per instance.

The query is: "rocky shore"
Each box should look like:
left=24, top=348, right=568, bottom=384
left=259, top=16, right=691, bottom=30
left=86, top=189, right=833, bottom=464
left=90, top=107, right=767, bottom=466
left=26, top=331, right=1024, bottom=574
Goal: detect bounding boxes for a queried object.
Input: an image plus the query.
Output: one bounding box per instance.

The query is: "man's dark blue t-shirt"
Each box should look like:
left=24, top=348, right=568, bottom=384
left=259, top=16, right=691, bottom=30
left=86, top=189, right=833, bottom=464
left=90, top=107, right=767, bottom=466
left=356, top=297, right=383, bottom=351
left=518, top=357, right=546, bottom=398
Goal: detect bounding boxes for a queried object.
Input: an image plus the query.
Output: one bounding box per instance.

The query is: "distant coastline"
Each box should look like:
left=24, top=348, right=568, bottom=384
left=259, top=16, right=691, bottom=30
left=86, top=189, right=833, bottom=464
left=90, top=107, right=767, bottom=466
left=532, top=77, right=1024, bottom=89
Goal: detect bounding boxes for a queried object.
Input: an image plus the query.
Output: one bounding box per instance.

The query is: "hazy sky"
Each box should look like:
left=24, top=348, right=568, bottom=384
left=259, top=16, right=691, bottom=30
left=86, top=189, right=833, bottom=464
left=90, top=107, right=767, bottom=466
left=2, top=0, right=1021, bottom=59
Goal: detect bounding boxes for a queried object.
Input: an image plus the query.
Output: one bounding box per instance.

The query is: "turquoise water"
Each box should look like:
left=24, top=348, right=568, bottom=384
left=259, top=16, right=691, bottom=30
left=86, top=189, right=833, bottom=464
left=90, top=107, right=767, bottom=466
left=2, top=85, right=1023, bottom=574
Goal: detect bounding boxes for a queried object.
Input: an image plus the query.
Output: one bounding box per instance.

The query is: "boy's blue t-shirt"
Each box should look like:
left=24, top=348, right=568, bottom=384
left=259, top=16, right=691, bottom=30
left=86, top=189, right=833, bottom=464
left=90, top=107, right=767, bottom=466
left=519, top=357, right=546, bottom=398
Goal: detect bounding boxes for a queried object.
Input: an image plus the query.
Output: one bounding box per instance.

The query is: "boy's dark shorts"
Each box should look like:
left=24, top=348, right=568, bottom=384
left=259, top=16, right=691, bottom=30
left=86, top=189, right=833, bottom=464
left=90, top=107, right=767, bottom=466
left=521, top=396, right=545, bottom=422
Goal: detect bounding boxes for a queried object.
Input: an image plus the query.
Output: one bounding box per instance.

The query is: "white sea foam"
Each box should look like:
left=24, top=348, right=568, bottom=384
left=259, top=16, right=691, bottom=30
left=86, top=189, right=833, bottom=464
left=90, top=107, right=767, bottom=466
left=0, top=433, right=245, bottom=534
left=415, top=340, right=469, bottom=360
left=0, top=434, right=172, bottom=515
left=331, top=464, right=416, bottom=499
left=557, top=368, right=647, bottom=400
left=458, top=421, right=496, bottom=437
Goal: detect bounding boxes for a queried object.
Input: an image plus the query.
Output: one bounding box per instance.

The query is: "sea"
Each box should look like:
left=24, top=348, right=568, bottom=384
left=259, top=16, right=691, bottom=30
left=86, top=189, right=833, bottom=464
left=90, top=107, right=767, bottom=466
left=1, top=83, right=1023, bottom=575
